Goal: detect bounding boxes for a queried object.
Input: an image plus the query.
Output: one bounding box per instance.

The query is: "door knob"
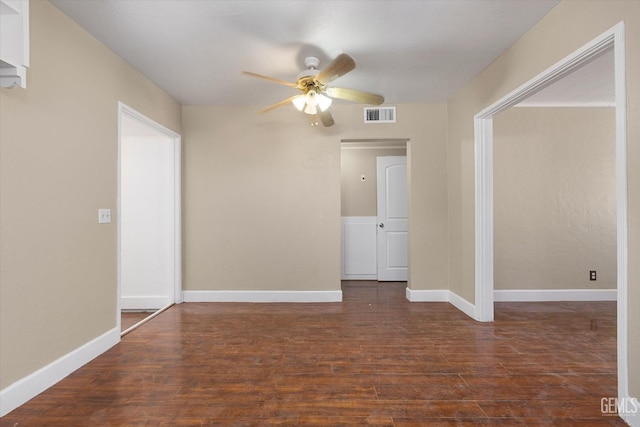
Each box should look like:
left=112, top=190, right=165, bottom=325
left=379, top=223, right=384, bottom=228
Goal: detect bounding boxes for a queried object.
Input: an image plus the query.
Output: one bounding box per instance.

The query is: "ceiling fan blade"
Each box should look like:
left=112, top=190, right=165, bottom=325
left=259, top=95, right=300, bottom=113
left=315, top=53, right=356, bottom=85
left=319, top=109, right=335, bottom=127
left=242, top=71, right=297, bottom=88
left=325, top=87, right=384, bottom=105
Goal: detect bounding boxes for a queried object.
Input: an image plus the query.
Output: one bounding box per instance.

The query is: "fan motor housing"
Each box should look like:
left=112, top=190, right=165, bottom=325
left=304, top=56, right=320, bottom=69
left=296, top=56, right=321, bottom=81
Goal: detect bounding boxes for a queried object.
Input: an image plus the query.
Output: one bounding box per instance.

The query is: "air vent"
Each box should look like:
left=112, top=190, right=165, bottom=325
left=364, top=106, right=396, bottom=123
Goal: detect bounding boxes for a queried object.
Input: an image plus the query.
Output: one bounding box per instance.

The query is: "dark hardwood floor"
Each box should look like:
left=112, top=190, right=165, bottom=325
left=121, top=310, right=155, bottom=332
left=1, top=281, right=623, bottom=426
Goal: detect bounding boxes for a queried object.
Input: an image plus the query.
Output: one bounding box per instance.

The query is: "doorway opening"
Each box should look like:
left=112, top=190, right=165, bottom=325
left=340, top=138, right=409, bottom=283
left=117, top=103, right=182, bottom=335
left=474, top=23, right=628, bottom=407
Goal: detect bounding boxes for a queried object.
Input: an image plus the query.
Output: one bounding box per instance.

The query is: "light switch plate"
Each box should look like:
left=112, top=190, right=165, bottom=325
left=98, top=209, right=111, bottom=224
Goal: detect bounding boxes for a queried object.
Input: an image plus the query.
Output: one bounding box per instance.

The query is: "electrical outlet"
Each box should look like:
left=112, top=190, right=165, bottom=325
left=98, top=209, right=111, bottom=224
left=590, top=270, right=597, bottom=281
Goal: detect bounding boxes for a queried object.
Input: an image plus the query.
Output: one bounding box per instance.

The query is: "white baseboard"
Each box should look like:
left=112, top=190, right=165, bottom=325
left=120, top=295, right=171, bottom=310
left=0, top=327, right=120, bottom=417
left=182, top=290, right=343, bottom=303
left=405, top=288, right=477, bottom=319
left=494, top=289, right=617, bottom=302
left=404, top=288, right=616, bottom=320
left=622, top=407, right=640, bottom=427
left=448, top=291, right=477, bottom=319
left=405, top=288, right=449, bottom=302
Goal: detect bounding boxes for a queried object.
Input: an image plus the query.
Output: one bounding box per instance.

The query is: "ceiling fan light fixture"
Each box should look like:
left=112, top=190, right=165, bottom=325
left=298, top=90, right=331, bottom=115
left=316, top=93, right=332, bottom=112
left=306, top=90, right=318, bottom=105
left=292, top=95, right=306, bottom=111
left=303, top=103, right=318, bottom=115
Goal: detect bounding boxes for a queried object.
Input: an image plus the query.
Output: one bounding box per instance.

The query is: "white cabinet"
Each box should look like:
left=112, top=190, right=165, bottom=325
left=0, top=0, right=29, bottom=88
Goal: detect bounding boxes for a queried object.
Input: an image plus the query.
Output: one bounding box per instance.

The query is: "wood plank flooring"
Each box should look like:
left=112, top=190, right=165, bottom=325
left=1, top=281, right=624, bottom=426
left=121, top=310, right=156, bottom=332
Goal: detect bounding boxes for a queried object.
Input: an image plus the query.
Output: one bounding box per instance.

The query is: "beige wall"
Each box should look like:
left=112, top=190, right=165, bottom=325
left=446, top=0, right=639, bottom=399
left=0, top=0, right=181, bottom=389
left=182, top=105, right=342, bottom=292
left=341, top=147, right=407, bottom=217
left=183, top=103, right=448, bottom=292
left=494, top=107, right=616, bottom=290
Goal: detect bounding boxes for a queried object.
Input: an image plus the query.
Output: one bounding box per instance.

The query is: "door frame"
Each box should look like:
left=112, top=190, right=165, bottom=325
left=116, top=102, right=182, bottom=332
left=339, top=138, right=409, bottom=282
left=473, top=23, right=628, bottom=404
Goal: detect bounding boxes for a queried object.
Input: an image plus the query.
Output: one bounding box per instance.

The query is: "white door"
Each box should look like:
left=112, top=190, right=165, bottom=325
left=119, top=109, right=179, bottom=311
left=377, top=156, right=408, bottom=281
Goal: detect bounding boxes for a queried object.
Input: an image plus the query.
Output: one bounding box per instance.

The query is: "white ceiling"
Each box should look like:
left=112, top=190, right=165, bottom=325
left=50, top=0, right=561, bottom=106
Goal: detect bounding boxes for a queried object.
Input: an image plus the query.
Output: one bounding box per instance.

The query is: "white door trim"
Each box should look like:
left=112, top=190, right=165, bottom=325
left=117, top=102, right=182, bottom=334
left=473, top=22, right=628, bottom=410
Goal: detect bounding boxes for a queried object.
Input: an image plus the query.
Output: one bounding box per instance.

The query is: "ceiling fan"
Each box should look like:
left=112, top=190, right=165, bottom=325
left=242, top=53, right=384, bottom=127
